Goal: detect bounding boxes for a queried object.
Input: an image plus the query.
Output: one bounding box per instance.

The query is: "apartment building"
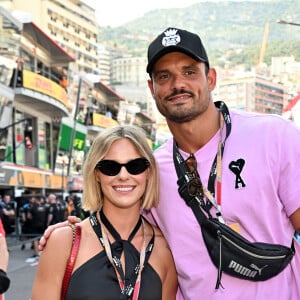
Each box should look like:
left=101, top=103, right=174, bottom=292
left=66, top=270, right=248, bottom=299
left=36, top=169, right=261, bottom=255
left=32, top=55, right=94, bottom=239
left=0, top=7, right=74, bottom=199
left=214, top=72, right=287, bottom=115
left=271, top=56, right=300, bottom=97
left=111, top=56, right=148, bottom=88
left=97, top=43, right=110, bottom=85
left=110, top=55, right=158, bottom=116
left=0, top=0, right=100, bottom=109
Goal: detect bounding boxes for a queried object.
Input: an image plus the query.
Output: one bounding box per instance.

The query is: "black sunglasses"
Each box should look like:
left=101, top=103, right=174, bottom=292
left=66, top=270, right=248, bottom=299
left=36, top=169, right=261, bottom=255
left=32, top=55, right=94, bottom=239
left=185, top=154, right=203, bottom=197
left=96, top=157, right=150, bottom=176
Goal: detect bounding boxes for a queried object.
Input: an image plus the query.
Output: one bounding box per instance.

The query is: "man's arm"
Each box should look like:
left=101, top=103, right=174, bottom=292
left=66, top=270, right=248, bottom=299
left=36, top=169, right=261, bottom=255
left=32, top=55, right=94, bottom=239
left=2, top=208, right=15, bottom=217
left=47, top=213, right=53, bottom=227
left=0, top=221, right=10, bottom=294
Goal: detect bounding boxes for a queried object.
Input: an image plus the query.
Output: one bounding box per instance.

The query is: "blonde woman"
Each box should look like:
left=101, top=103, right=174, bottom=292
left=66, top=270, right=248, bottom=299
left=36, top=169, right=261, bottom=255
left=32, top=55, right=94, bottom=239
left=32, top=125, right=178, bottom=300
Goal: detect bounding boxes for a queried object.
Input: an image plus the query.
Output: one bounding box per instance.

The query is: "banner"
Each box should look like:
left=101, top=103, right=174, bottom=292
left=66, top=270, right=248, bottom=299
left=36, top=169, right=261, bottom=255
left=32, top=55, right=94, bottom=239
left=58, top=117, right=87, bottom=151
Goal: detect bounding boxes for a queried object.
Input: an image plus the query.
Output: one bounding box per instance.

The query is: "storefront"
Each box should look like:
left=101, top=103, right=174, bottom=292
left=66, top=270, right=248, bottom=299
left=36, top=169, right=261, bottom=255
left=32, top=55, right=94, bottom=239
left=0, top=162, right=66, bottom=196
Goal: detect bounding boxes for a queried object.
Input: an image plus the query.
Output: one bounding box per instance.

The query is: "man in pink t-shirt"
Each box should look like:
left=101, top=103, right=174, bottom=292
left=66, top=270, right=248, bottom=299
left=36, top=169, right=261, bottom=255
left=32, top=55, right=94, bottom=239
left=145, top=27, right=300, bottom=299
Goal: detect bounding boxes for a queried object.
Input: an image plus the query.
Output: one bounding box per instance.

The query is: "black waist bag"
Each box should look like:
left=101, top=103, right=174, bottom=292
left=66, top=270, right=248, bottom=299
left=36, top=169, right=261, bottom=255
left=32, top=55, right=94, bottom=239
left=201, top=214, right=295, bottom=287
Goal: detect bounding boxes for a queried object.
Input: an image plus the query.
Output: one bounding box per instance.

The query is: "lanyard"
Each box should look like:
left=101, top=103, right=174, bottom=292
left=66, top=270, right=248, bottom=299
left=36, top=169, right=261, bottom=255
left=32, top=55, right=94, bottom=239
left=89, top=211, right=154, bottom=300
left=173, top=101, right=231, bottom=222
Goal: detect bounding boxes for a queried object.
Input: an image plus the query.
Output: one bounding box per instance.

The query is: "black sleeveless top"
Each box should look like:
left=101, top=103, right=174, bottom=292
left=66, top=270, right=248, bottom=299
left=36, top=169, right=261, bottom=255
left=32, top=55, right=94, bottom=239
left=65, top=213, right=162, bottom=300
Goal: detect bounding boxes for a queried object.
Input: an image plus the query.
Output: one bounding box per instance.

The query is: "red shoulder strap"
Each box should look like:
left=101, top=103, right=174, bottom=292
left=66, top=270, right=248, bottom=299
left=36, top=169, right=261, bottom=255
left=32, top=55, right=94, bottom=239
left=61, top=224, right=81, bottom=300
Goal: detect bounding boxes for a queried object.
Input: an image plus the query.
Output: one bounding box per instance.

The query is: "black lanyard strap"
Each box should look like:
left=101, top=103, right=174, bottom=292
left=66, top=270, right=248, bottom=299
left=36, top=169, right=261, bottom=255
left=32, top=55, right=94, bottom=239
left=100, top=209, right=142, bottom=243
left=207, top=101, right=231, bottom=196
left=173, top=101, right=231, bottom=214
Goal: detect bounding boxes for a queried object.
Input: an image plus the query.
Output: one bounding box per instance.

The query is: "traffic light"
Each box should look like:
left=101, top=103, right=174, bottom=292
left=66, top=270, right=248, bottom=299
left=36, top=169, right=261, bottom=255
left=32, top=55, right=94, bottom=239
left=24, top=120, right=33, bottom=150
left=24, top=136, right=32, bottom=149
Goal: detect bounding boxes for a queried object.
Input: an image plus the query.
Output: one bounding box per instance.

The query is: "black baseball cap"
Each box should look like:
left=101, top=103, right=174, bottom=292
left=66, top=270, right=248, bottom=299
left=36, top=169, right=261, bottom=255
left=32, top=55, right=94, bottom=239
left=146, top=27, right=209, bottom=74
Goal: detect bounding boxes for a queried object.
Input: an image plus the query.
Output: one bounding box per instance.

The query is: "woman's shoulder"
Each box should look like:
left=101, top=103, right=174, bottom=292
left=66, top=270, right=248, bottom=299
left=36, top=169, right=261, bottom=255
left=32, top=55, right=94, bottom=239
left=45, top=224, right=74, bottom=254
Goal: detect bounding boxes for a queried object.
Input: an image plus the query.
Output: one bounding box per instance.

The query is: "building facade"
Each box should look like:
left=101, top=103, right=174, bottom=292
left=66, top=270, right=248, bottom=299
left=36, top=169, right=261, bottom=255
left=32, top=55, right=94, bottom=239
left=0, top=7, right=74, bottom=199
left=214, top=73, right=287, bottom=115
left=1, top=0, right=99, bottom=73
left=0, top=0, right=101, bottom=111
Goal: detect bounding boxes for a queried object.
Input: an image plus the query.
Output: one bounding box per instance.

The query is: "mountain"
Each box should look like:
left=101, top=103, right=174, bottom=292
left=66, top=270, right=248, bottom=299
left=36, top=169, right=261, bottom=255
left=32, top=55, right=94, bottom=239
left=99, top=0, right=300, bottom=67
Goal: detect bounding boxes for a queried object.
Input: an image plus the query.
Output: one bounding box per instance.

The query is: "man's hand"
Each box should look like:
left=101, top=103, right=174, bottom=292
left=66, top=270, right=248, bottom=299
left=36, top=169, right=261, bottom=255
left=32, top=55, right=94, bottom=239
left=38, top=216, right=81, bottom=251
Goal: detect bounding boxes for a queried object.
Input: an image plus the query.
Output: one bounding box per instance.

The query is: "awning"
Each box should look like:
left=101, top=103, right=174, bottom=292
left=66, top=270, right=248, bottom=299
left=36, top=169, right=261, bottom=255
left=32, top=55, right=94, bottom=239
left=283, top=93, right=300, bottom=112
left=23, top=22, right=75, bottom=64
left=94, top=81, right=125, bottom=101
left=14, top=88, right=69, bottom=119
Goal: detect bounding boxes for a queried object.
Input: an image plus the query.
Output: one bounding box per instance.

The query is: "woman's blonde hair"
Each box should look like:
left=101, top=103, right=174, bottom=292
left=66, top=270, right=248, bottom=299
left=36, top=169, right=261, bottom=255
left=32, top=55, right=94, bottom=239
left=82, top=125, right=159, bottom=212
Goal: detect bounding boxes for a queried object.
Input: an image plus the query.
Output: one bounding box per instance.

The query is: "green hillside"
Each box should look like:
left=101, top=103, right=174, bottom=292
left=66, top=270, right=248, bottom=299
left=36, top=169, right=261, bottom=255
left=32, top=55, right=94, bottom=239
left=99, top=0, right=300, bottom=67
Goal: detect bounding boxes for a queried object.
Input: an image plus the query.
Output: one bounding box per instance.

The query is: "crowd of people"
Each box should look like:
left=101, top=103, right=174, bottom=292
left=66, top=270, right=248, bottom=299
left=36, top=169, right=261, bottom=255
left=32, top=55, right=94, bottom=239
left=0, top=192, right=88, bottom=264
left=0, top=192, right=89, bottom=297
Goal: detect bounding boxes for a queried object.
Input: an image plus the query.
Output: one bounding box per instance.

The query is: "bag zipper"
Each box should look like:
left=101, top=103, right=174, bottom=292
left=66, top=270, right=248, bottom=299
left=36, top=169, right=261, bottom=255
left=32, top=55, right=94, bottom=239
left=218, top=230, right=287, bottom=260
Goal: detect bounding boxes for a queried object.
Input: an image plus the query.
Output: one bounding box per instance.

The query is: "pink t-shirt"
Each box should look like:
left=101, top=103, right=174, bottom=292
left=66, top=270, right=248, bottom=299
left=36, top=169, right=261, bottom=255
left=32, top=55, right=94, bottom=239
left=145, top=109, right=300, bottom=299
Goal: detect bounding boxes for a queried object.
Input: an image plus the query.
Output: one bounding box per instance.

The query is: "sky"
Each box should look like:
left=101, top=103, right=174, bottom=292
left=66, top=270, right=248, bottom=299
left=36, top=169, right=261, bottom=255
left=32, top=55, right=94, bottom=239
left=84, top=0, right=268, bottom=27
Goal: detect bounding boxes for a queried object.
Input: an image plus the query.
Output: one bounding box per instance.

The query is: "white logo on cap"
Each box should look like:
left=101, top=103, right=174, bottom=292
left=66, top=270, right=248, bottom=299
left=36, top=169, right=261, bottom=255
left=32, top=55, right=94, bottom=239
left=162, top=29, right=180, bottom=47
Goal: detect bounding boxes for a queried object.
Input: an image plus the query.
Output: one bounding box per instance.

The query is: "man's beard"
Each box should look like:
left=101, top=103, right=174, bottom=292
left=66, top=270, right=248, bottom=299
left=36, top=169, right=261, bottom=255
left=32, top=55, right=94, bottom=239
left=155, top=88, right=210, bottom=123
left=163, top=104, right=201, bottom=123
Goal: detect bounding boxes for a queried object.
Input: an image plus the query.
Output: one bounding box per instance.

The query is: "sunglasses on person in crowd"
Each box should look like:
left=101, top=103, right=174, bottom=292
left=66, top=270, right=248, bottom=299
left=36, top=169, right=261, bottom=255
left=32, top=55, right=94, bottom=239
left=96, top=157, right=150, bottom=176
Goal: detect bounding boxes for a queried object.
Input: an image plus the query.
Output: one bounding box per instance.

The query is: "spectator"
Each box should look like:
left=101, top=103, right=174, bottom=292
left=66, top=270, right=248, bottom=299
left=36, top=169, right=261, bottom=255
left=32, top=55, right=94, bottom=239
left=72, top=194, right=90, bottom=220
left=47, top=194, right=66, bottom=226
left=105, top=108, right=112, bottom=118
left=9, top=57, right=23, bottom=88
left=0, top=195, right=15, bottom=235
left=25, top=196, right=48, bottom=263
left=65, top=195, right=76, bottom=218
left=19, top=196, right=35, bottom=250
left=59, top=75, right=69, bottom=92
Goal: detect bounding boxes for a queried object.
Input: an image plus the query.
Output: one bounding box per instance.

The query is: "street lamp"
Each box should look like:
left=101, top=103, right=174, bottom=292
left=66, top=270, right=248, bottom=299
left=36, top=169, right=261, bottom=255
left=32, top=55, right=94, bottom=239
left=66, top=76, right=93, bottom=177
left=0, top=118, right=30, bottom=162
left=67, top=77, right=82, bottom=177
left=0, top=118, right=28, bottom=132
left=277, top=20, right=300, bottom=27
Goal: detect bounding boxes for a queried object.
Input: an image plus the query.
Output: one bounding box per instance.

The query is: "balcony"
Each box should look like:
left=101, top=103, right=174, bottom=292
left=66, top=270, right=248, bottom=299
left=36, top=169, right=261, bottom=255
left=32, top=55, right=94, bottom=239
left=11, top=69, right=70, bottom=118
